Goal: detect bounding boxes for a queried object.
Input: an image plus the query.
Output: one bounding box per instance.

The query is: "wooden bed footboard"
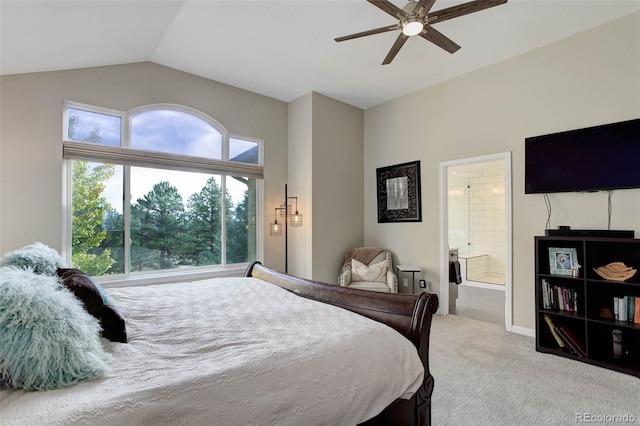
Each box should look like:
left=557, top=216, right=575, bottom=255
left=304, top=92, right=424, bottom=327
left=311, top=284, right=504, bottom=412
left=244, top=262, right=439, bottom=426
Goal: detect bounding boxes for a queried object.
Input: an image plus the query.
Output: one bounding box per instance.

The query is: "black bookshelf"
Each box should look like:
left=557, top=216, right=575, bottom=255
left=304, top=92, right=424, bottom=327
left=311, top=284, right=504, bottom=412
left=535, top=236, right=640, bottom=377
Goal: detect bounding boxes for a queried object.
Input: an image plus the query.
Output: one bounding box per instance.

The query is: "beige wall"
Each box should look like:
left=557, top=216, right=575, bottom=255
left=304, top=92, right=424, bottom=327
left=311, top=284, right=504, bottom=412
left=0, top=62, right=288, bottom=268
left=287, top=93, right=313, bottom=277
left=364, top=13, right=640, bottom=331
left=311, top=93, right=364, bottom=284
left=287, top=92, right=364, bottom=284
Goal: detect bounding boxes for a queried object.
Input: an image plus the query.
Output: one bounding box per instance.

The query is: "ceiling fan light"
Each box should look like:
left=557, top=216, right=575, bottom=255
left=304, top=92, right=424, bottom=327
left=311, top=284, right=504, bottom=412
left=402, top=19, right=424, bottom=36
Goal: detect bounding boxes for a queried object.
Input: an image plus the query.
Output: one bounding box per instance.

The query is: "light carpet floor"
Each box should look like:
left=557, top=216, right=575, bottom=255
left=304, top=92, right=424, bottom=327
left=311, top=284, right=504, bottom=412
left=429, top=314, right=639, bottom=425
left=451, top=284, right=505, bottom=326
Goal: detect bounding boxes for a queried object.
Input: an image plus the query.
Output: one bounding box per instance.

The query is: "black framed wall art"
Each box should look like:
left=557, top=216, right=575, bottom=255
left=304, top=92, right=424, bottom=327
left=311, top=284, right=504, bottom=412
left=376, top=160, right=422, bottom=223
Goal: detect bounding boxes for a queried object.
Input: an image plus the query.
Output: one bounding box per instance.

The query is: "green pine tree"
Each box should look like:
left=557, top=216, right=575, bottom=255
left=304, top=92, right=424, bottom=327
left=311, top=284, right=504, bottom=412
left=184, top=177, right=225, bottom=265
left=130, top=181, right=185, bottom=271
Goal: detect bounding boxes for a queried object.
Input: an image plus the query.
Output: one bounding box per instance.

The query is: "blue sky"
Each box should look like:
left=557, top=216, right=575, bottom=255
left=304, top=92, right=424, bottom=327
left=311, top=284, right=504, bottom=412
left=68, top=108, right=255, bottom=212
left=68, top=107, right=257, bottom=160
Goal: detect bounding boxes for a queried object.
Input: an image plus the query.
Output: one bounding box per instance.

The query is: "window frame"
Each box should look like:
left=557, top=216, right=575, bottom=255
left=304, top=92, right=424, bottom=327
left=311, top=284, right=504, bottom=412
left=62, top=101, right=264, bottom=287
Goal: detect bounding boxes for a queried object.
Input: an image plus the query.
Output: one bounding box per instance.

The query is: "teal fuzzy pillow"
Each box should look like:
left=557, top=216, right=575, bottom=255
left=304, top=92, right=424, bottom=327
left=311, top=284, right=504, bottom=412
left=0, top=242, right=67, bottom=276
left=0, top=267, right=110, bottom=391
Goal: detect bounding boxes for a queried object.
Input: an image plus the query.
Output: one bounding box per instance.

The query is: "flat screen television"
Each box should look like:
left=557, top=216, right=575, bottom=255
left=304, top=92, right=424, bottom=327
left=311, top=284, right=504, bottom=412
left=525, top=118, right=640, bottom=194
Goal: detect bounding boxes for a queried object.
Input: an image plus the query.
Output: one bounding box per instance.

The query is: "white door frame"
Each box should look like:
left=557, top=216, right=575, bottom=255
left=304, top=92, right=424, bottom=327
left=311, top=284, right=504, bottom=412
left=438, top=152, right=513, bottom=331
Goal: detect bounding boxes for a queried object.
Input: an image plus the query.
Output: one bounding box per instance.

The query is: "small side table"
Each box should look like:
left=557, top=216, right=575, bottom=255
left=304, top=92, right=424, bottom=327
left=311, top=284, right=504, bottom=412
left=396, top=265, right=421, bottom=294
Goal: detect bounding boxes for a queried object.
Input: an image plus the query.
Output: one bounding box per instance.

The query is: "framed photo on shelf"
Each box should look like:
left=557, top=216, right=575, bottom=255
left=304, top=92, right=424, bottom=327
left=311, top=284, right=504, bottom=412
left=548, top=247, right=578, bottom=276
left=376, top=160, right=422, bottom=223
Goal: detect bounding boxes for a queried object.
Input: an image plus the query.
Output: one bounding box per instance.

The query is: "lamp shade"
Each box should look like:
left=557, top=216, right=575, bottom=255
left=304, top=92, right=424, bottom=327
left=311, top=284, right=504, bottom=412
left=269, top=220, right=282, bottom=236
left=290, top=211, right=303, bottom=227
left=279, top=203, right=291, bottom=217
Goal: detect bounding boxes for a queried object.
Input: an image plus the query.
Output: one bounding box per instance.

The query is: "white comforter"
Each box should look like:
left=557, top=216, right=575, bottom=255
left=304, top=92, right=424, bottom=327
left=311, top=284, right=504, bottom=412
left=0, top=277, right=423, bottom=425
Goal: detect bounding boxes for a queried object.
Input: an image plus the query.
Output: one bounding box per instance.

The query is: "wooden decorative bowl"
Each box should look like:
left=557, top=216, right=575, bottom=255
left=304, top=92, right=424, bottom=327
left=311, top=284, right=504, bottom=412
left=593, top=262, right=637, bottom=281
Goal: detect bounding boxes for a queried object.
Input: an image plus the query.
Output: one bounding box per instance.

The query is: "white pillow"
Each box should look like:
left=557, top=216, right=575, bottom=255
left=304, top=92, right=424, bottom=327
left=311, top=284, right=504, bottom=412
left=351, top=258, right=388, bottom=283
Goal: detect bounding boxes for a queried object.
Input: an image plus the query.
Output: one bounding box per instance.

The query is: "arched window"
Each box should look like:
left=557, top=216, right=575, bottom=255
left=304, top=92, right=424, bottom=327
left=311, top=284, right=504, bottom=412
left=63, top=102, right=262, bottom=285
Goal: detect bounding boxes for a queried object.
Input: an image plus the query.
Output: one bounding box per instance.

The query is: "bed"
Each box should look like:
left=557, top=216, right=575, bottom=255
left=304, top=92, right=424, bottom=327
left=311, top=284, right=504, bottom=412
left=0, top=261, right=438, bottom=426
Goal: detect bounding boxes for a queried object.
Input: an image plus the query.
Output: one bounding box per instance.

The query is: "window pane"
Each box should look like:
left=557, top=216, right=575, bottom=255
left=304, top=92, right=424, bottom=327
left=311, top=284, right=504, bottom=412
left=65, top=103, right=263, bottom=282
left=67, top=108, right=121, bottom=147
left=226, top=176, right=257, bottom=264
left=130, top=167, right=223, bottom=272
left=71, top=161, right=124, bottom=275
left=229, top=138, right=259, bottom=164
left=131, top=110, right=222, bottom=159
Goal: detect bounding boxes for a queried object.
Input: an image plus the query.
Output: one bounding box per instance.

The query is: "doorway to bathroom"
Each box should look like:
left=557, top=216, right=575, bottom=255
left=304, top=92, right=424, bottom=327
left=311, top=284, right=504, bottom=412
left=439, top=152, right=512, bottom=330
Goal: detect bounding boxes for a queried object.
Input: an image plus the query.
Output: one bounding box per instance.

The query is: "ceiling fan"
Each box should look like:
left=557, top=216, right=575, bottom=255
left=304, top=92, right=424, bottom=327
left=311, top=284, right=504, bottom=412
left=335, top=0, right=507, bottom=65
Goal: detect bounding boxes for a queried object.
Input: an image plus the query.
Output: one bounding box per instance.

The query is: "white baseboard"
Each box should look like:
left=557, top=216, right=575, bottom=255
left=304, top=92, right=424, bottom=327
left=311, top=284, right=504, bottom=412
left=510, top=325, right=535, bottom=337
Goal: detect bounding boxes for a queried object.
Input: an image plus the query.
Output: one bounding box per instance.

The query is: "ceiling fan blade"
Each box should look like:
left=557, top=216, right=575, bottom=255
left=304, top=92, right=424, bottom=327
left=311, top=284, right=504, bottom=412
left=414, top=0, right=437, bottom=19
left=382, top=33, right=409, bottom=65
left=367, top=0, right=408, bottom=20
left=428, top=0, right=507, bottom=25
left=419, top=25, right=461, bottom=53
left=335, top=24, right=399, bottom=42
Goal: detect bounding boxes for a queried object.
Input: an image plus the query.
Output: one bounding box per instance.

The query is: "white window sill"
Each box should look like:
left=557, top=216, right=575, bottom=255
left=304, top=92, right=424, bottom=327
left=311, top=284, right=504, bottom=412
left=95, top=265, right=249, bottom=288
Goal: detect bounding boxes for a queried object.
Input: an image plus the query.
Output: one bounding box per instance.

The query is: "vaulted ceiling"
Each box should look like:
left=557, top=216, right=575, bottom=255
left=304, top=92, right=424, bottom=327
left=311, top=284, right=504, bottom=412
left=1, top=1, right=639, bottom=109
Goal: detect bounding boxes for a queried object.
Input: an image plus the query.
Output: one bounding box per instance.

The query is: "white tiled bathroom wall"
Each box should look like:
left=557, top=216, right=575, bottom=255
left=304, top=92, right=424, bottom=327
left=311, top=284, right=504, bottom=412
left=448, top=163, right=505, bottom=285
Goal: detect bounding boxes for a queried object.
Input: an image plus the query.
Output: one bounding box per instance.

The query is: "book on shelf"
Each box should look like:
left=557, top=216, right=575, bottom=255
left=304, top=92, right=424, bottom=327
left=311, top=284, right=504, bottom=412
left=555, top=326, right=587, bottom=357
left=542, top=279, right=550, bottom=308
left=541, top=279, right=578, bottom=312
left=613, top=296, right=639, bottom=323
left=543, top=313, right=565, bottom=348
